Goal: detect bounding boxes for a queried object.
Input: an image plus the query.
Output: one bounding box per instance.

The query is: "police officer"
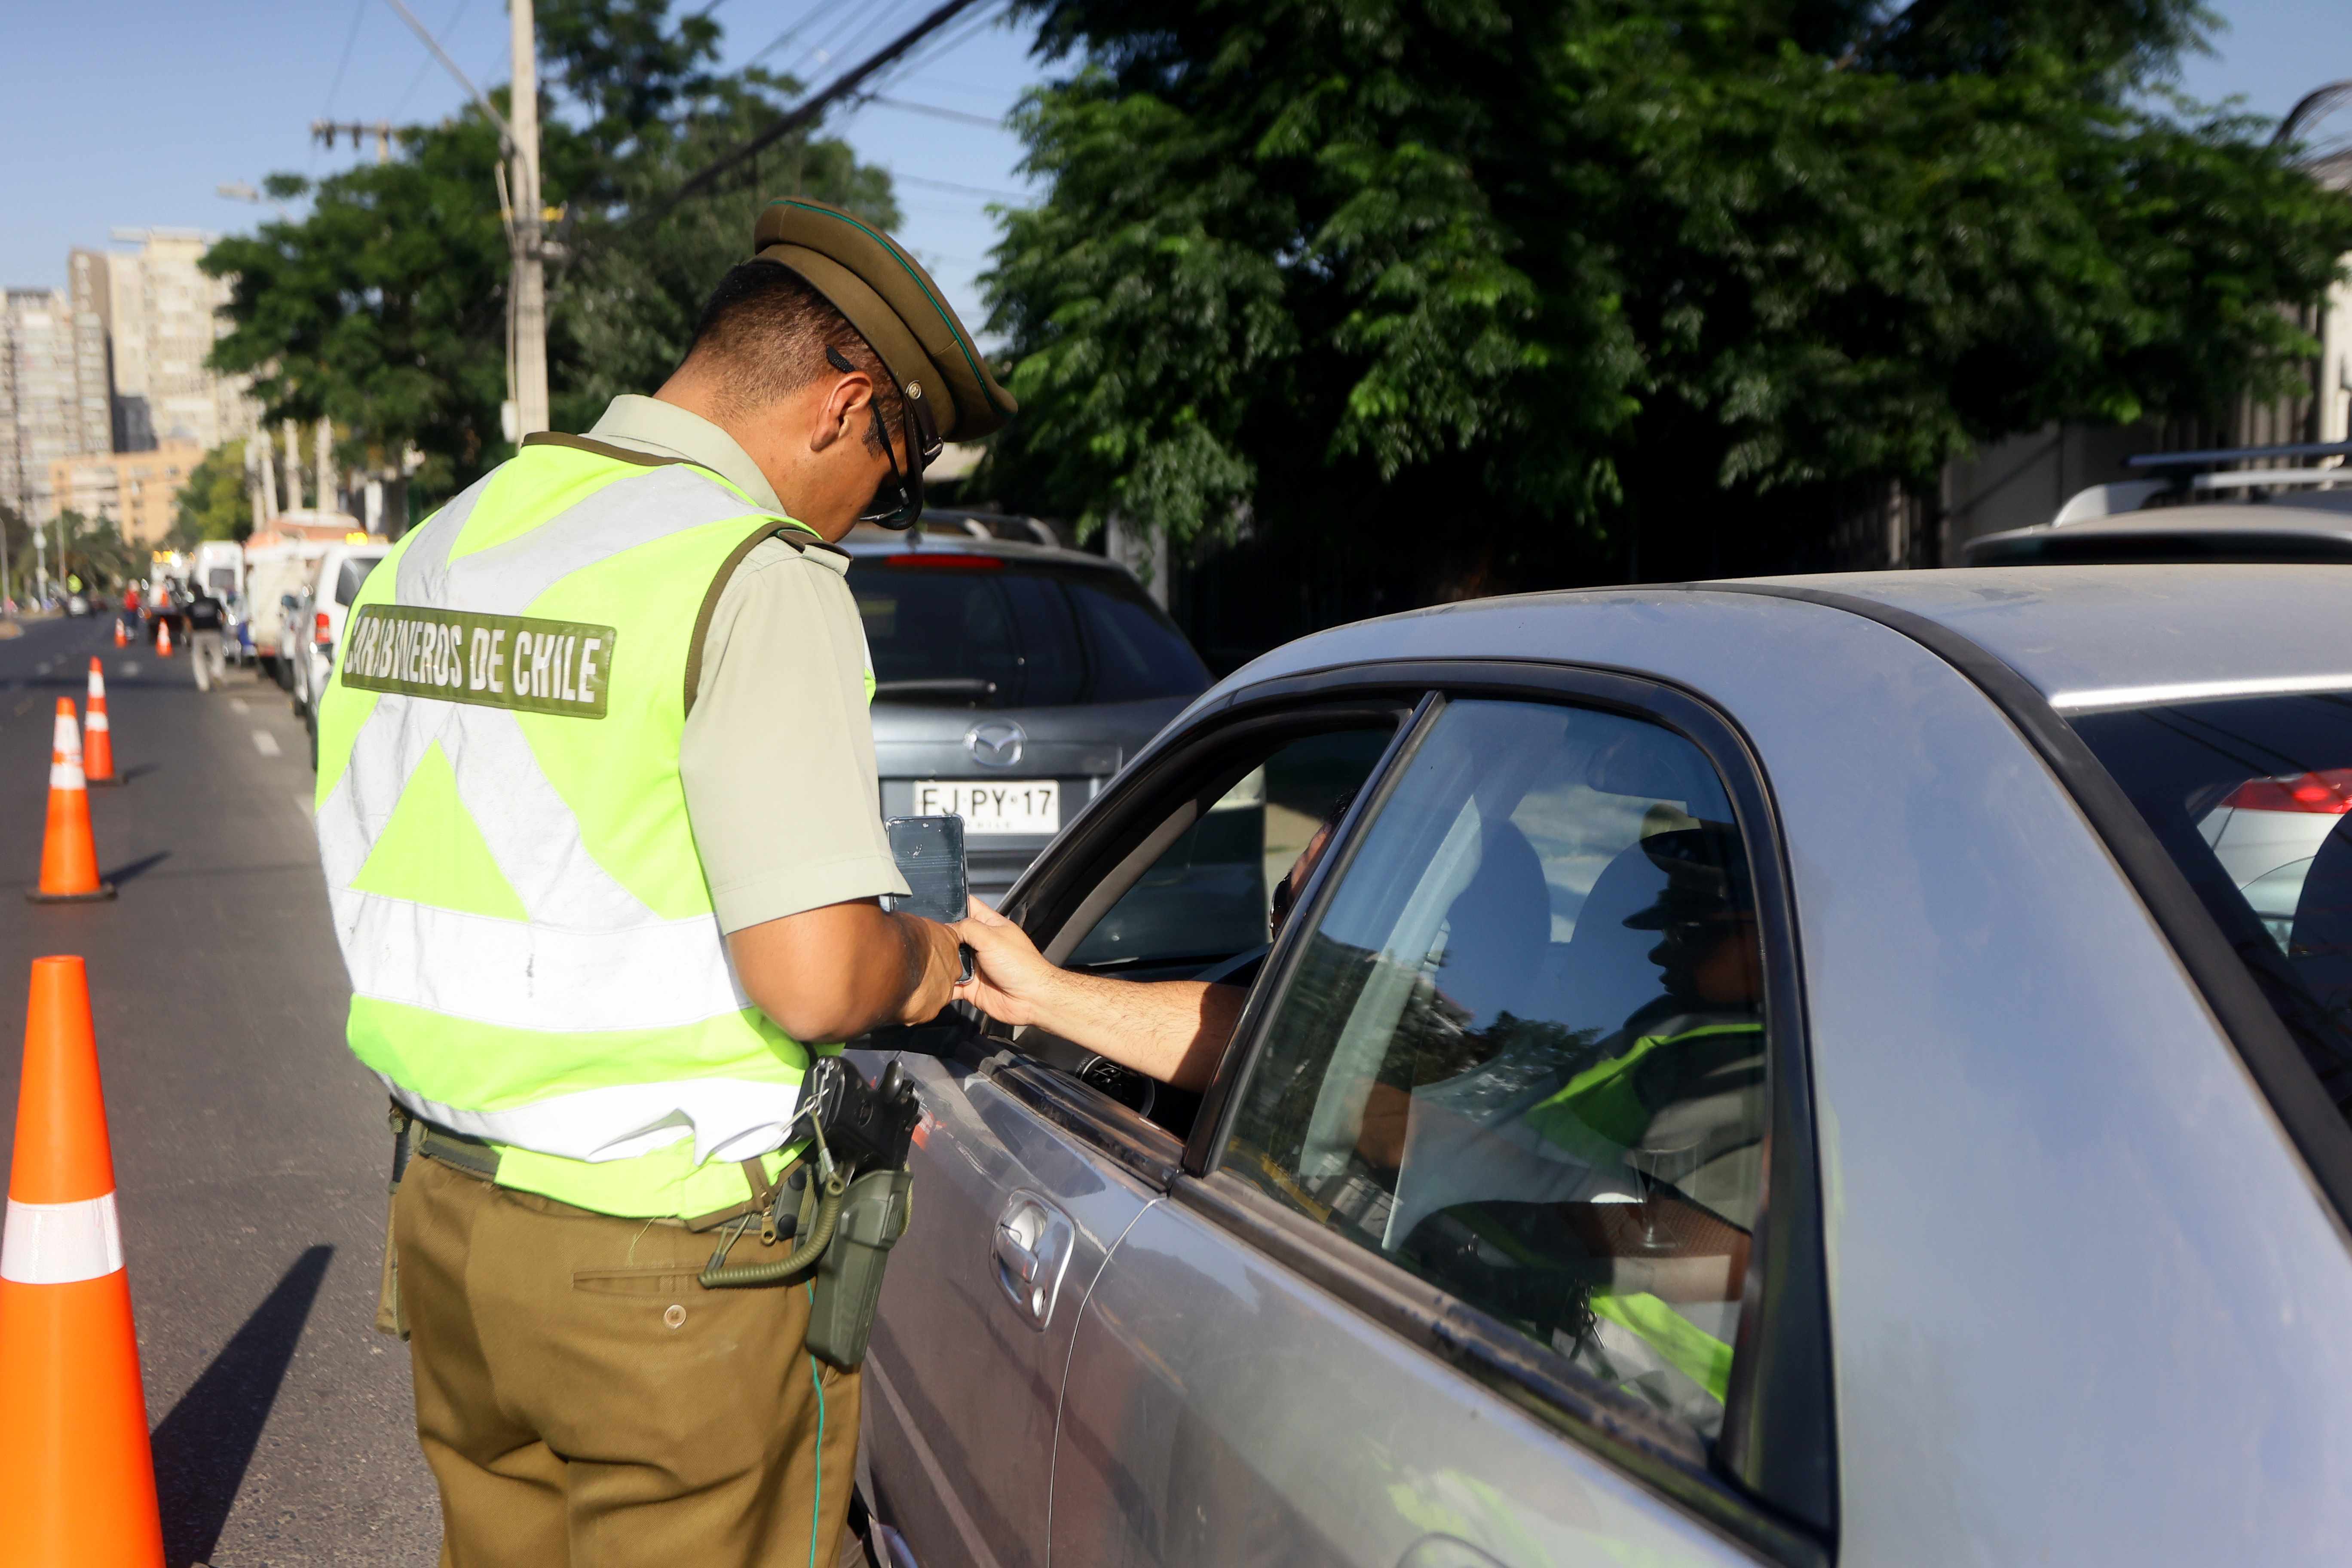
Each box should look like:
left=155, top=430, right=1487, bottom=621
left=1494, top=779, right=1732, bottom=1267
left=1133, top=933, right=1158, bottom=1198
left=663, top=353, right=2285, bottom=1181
left=312, top=198, right=1013, bottom=1565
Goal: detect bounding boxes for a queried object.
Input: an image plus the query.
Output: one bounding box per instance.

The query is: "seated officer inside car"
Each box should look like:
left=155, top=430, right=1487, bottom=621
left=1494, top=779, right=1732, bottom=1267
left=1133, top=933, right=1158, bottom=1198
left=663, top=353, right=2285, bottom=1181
left=1377, top=825, right=1765, bottom=1433
left=959, top=819, right=1764, bottom=1433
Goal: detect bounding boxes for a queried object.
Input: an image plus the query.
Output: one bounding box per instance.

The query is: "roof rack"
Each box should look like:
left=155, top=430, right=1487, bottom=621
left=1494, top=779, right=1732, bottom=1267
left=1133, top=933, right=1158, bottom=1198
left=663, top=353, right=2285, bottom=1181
left=2126, top=439, right=2352, bottom=471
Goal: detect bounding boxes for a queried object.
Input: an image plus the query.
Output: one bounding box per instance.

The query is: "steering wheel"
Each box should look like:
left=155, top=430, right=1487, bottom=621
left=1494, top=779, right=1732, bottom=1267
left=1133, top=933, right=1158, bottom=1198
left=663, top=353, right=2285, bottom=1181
left=1078, top=1055, right=1156, bottom=1118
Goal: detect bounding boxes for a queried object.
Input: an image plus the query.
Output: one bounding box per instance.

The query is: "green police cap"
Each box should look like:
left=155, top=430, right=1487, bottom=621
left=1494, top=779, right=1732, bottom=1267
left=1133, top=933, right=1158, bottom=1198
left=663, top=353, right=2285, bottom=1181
left=752, top=197, right=1015, bottom=442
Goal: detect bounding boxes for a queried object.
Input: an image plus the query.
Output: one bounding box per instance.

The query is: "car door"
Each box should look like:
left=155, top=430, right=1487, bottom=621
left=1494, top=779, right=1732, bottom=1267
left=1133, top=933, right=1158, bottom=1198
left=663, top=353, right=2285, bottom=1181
left=1048, top=673, right=1836, bottom=1568
left=858, top=699, right=1414, bottom=1568
left=849, top=1031, right=1154, bottom=1568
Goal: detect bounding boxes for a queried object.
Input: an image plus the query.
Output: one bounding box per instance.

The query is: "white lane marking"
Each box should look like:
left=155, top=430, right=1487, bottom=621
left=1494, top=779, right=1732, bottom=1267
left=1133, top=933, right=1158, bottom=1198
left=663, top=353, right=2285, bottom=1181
left=0, top=1194, right=125, bottom=1284
left=230, top=698, right=250, bottom=714
left=252, top=730, right=282, bottom=757
left=119, top=660, right=140, bottom=676
left=292, top=790, right=315, bottom=821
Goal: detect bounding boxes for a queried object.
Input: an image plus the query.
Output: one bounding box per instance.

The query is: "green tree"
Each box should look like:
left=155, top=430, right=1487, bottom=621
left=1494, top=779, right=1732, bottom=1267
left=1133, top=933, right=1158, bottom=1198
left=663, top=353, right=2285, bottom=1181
left=206, top=0, right=898, bottom=506
left=53, top=512, right=140, bottom=594
left=168, top=439, right=254, bottom=549
left=983, top=0, right=2352, bottom=594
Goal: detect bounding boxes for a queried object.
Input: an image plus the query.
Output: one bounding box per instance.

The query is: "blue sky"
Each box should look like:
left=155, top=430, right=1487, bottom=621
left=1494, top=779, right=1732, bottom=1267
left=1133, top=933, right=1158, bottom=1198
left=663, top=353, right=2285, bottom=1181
left=0, top=0, right=2340, bottom=349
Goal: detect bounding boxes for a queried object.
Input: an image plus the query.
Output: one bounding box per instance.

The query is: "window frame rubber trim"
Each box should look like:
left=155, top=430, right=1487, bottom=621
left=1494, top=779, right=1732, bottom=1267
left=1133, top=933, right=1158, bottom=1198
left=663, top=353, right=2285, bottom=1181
left=1687, top=580, right=2352, bottom=1230
left=1175, top=658, right=1837, bottom=1548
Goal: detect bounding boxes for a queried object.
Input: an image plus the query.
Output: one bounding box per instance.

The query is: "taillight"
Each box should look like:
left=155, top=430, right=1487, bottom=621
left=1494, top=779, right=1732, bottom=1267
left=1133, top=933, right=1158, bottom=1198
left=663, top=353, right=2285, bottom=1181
left=2223, top=768, right=2352, bottom=815
left=314, top=610, right=332, bottom=645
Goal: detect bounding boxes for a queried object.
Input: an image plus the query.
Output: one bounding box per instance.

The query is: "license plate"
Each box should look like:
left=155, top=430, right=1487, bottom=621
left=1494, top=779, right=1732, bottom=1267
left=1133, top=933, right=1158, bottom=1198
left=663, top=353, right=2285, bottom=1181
left=912, top=779, right=1061, bottom=836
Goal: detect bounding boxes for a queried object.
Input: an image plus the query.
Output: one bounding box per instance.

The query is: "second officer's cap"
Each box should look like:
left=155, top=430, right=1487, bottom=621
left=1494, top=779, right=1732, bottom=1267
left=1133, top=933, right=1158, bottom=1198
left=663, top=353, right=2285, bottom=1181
left=752, top=197, right=1016, bottom=442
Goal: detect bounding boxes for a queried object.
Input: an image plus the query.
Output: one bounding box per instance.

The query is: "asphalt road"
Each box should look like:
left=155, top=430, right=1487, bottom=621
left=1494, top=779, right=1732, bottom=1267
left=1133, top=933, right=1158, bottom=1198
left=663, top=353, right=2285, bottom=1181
left=0, top=613, right=439, bottom=1565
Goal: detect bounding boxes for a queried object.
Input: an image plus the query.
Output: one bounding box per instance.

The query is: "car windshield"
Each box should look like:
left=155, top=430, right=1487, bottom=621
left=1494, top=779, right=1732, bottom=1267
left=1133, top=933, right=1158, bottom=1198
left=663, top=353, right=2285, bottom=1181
left=848, top=556, right=1209, bottom=708
left=2070, top=692, right=2352, bottom=1125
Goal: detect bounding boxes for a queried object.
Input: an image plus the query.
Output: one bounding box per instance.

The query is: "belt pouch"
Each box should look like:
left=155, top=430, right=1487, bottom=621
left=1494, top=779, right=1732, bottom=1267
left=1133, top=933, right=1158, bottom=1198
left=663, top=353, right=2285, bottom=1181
left=806, top=1166, right=913, bottom=1369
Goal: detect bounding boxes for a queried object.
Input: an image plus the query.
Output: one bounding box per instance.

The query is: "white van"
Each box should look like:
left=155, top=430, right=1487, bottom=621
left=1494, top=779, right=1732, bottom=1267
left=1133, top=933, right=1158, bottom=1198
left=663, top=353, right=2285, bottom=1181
left=192, top=541, right=247, bottom=661
left=245, top=543, right=324, bottom=686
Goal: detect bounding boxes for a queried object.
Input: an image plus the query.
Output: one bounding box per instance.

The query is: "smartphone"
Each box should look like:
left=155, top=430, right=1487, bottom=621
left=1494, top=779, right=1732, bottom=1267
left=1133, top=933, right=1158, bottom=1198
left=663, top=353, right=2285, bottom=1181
left=881, top=815, right=969, bottom=923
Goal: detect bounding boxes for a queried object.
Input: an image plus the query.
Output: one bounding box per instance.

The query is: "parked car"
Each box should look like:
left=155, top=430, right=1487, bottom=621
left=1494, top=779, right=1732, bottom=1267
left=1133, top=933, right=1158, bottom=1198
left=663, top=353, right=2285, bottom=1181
left=845, top=522, right=1213, bottom=903
left=851, top=564, right=2352, bottom=1568
left=1966, top=438, right=2352, bottom=565
left=296, top=539, right=389, bottom=767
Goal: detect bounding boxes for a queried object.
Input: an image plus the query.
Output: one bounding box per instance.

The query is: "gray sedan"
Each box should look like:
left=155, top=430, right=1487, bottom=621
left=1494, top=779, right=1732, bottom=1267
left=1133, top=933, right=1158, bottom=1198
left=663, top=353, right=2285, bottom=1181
left=851, top=565, right=2352, bottom=1567
left=846, top=528, right=1212, bottom=902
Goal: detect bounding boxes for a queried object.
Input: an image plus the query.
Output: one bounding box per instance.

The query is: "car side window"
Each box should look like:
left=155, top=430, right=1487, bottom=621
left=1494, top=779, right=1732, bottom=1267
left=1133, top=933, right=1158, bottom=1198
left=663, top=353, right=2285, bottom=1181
left=1220, top=698, right=1768, bottom=1447
left=1064, top=729, right=1397, bottom=975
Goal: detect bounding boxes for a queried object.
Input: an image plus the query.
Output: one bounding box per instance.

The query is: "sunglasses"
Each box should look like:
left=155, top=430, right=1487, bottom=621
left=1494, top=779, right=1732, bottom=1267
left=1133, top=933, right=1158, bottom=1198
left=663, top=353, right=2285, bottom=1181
left=827, top=344, right=943, bottom=530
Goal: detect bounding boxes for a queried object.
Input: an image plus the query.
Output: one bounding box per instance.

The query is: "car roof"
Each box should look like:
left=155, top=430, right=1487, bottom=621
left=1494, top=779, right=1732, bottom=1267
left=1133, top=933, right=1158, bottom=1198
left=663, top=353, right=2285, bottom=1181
left=1965, top=501, right=2352, bottom=566
left=837, top=524, right=1122, bottom=574
left=1219, top=564, right=2352, bottom=718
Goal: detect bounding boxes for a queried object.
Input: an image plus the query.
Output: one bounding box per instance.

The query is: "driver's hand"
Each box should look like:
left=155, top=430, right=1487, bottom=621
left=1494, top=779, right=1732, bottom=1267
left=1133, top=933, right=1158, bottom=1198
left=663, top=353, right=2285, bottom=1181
left=951, top=898, right=1062, bottom=1028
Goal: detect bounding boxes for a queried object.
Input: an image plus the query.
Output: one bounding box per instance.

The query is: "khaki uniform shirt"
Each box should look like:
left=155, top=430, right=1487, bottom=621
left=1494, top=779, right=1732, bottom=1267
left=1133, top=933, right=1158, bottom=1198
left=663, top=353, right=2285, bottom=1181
left=585, top=395, right=908, bottom=933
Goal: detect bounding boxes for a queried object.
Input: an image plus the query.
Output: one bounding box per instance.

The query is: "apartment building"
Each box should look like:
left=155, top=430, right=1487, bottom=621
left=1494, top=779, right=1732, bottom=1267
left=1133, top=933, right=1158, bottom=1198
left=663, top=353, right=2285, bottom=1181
left=104, top=228, right=256, bottom=454
left=2, top=230, right=258, bottom=537
left=48, top=444, right=207, bottom=546
left=0, top=287, right=111, bottom=525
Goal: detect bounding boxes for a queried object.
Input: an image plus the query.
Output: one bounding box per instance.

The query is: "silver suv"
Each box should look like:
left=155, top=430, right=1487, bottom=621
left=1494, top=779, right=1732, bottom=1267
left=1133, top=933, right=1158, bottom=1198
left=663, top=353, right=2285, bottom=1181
left=846, top=524, right=1211, bottom=901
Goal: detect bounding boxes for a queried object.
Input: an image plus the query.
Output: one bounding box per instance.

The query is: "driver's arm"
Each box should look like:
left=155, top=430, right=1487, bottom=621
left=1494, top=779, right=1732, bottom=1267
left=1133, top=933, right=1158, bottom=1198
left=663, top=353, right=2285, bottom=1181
left=954, top=900, right=1240, bottom=1091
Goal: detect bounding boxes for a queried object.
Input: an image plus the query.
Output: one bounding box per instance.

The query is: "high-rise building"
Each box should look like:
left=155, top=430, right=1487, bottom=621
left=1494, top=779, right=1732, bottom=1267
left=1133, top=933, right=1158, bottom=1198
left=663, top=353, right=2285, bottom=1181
left=1, top=230, right=259, bottom=535
left=103, top=228, right=257, bottom=456
left=0, top=287, right=110, bottom=527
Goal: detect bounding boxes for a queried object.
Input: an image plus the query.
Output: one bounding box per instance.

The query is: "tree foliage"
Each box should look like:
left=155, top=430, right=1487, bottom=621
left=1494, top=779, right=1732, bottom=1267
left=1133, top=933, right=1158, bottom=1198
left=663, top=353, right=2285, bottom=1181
left=52, top=512, right=141, bottom=593
left=206, top=0, right=898, bottom=506
left=984, top=0, right=2352, bottom=588
left=170, top=440, right=254, bottom=549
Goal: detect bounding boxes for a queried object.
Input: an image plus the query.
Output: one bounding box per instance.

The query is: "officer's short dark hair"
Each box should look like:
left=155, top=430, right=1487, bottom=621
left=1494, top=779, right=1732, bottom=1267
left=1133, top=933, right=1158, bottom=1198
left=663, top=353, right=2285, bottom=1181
left=680, top=260, right=904, bottom=442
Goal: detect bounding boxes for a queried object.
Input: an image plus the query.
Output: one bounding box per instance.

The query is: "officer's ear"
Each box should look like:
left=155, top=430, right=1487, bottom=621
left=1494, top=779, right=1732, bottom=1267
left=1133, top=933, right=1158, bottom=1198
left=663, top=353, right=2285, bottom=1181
left=811, top=363, right=876, bottom=453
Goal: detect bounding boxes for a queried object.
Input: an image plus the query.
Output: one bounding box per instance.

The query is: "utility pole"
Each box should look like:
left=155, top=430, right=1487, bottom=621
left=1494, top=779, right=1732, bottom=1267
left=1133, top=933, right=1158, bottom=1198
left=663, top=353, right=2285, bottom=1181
left=509, top=0, right=548, bottom=438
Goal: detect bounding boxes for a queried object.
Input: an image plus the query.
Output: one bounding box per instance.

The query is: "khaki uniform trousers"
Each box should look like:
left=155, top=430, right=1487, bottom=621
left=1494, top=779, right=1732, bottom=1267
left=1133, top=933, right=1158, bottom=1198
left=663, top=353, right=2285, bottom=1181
left=392, top=1155, right=861, bottom=1567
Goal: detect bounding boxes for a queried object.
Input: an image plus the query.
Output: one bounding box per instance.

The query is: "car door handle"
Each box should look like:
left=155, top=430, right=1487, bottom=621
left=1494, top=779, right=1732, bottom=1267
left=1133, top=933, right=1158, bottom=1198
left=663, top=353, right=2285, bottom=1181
left=993, top=1190, right=1074, bottom=1330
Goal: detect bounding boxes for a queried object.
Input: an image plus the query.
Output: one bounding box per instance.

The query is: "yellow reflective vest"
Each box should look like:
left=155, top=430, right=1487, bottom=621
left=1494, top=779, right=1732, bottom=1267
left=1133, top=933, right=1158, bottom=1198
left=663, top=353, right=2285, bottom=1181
left=315, top=439, right=836, bottom=1218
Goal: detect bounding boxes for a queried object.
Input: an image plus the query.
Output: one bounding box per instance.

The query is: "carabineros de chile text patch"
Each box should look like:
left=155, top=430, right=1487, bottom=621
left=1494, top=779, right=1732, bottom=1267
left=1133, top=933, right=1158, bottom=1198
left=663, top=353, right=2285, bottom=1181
left=340, top=605, right=618, bottom=719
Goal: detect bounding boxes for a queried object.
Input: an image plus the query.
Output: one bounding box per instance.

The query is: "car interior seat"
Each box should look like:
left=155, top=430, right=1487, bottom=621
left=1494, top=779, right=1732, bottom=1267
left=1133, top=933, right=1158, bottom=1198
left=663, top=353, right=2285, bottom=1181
left=1433, top=818, right=1553, bottom=1032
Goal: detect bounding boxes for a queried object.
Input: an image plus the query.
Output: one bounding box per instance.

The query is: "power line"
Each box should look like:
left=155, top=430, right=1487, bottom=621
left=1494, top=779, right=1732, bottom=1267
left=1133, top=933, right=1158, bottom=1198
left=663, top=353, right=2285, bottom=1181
left=638, top=0, right=992, bottom=226
left=890, top=172, right=1025, bottom=200
left=322, top=0, right=370, bottom=120
left=389, top=0, right=473, bottom=117
left=378, top=0, right=513, bottom=147
left=745, top=0, right=827, bottom=65
left=868, top=95, right=1002, bottom=129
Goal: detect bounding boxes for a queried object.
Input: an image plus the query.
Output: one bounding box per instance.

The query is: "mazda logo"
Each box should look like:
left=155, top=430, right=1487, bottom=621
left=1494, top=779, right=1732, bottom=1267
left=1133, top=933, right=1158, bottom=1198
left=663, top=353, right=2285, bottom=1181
left=967, top=720, right=1026, bottom=768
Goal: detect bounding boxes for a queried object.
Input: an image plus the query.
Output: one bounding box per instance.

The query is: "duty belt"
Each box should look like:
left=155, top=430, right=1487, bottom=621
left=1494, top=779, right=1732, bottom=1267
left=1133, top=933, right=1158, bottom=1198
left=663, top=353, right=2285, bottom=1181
left=386, top=1101, right=802, bottom=1231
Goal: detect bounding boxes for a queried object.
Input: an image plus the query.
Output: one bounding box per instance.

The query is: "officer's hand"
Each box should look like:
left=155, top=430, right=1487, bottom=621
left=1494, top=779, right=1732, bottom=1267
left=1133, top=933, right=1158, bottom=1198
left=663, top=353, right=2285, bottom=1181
left=952, top=899, right=1060, bottom=1028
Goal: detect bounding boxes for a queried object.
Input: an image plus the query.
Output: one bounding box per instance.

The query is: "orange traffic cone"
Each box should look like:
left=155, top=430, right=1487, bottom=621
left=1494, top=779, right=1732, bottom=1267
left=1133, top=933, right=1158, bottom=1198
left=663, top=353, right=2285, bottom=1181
left=111, top=618, right=127, bottom=648
left=83, top=659, right=116, bottom=787
left=155, top=620, right=172, bottom=658
left=27, top=700, right=114, bottom=904
left=0, top=956, right=165, bottom=1567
